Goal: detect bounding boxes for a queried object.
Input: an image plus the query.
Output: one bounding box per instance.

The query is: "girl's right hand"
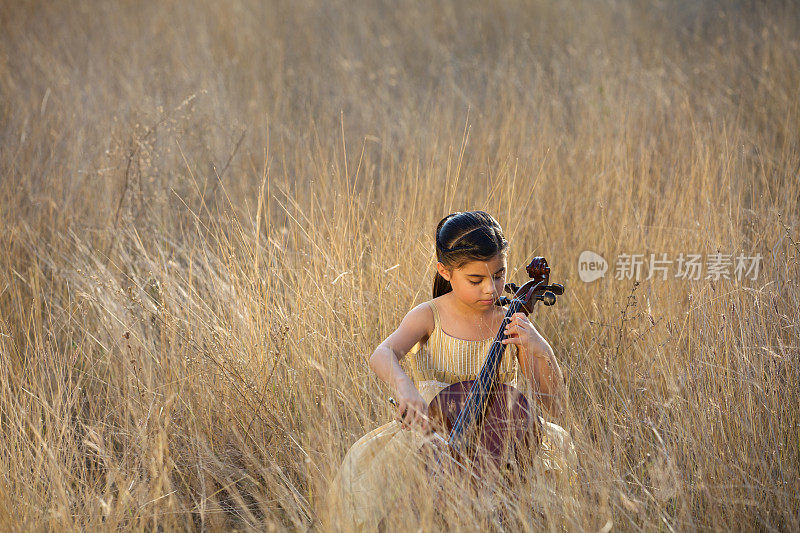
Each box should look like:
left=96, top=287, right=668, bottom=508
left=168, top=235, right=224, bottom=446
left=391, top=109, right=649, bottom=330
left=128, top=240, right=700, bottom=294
left=395, top=378, right=430, bottom=433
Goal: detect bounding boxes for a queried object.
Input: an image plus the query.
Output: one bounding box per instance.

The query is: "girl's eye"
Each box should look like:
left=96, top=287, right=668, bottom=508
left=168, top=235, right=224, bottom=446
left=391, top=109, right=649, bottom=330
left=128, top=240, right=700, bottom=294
left=470, top=276, right=503, bottom=285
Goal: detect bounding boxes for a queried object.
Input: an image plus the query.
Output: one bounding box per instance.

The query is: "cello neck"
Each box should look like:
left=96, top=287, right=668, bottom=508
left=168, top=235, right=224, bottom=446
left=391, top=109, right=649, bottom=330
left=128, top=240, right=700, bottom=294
left=447, top=299, right=523, bottom=450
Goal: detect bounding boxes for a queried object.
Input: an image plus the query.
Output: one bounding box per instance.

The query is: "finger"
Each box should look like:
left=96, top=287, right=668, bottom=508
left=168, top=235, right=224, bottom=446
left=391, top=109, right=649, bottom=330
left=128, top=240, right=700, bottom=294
left=410, top=409, right=422, bottom=430
left=418, top=412, right=430, bottom=433
left=397, top=402, right=409, bottom=426
left=403, top=404, right=416, bottom=427
left=415, top=407, right=430, bottom=431
left=414, top=411, right=425, bottom=429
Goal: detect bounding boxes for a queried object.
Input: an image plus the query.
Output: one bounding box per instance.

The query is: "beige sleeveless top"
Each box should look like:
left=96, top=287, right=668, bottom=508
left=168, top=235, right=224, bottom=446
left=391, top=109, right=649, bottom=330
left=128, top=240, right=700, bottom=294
left=408, top=300, right=518, bottom=401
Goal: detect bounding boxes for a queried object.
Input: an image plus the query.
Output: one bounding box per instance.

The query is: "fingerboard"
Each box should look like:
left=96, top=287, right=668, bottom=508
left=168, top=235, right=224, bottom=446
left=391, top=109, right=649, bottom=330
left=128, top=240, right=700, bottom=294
left=447, top=299, right=522, bottom=452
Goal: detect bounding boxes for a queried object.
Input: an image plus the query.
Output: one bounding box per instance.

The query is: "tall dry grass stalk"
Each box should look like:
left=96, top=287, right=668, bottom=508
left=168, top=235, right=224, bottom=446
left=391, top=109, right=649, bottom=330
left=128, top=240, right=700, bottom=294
left=1, top=0, right=798, bottom=530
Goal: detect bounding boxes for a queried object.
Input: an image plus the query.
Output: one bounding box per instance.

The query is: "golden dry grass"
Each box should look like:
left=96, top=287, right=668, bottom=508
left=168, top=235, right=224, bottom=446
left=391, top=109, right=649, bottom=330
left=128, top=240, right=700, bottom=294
left=1, top=0, right=799, bottom=530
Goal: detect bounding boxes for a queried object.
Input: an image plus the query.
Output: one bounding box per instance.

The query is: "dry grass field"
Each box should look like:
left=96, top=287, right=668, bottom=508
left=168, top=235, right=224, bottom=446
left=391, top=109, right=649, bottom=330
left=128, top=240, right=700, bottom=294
left=1, top=0, right=799, bottom=530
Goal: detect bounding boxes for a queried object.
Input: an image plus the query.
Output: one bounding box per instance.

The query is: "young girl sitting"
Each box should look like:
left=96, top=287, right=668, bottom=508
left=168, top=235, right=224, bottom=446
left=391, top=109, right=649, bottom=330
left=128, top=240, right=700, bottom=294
left=331, top=210, right=577, bottom=530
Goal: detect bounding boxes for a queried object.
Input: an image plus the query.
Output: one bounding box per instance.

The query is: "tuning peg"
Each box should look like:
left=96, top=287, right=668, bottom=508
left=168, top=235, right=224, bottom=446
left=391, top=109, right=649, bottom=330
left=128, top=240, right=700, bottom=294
left=548, top=283, right=564, bottom=295
left=541, top=291, right=556, bottom=306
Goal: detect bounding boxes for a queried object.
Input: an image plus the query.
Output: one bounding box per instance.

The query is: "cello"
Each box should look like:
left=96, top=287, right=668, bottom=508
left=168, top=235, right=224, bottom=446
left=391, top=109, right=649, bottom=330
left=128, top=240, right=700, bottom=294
left=395, top=257, right=564, bottom=477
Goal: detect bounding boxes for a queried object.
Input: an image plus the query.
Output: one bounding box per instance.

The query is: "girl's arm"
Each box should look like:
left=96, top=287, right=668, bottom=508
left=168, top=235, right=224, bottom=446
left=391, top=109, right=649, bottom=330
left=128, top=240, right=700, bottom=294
left=503, top=312, right=566, bottom=418
left=369, top=303, right=433, bottom=430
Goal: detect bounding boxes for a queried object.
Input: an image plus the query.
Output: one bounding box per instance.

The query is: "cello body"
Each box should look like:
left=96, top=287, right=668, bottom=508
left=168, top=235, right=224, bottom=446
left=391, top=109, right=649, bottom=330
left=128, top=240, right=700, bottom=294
left=427, top=380, right=541, bottom=473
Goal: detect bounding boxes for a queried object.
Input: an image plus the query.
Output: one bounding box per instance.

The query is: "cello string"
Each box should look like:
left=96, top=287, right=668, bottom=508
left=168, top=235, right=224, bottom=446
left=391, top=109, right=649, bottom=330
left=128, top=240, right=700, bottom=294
left=452, top=297, right=521, bottom=444
left=452, top=300, right=516, bottom=436
left=448, top=299, right=520, bottom=447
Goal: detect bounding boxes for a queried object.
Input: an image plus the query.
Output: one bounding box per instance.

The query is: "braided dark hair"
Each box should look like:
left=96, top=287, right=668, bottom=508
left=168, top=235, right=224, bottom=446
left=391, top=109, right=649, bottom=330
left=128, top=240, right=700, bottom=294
left=433, top=211, right=509, bottom=298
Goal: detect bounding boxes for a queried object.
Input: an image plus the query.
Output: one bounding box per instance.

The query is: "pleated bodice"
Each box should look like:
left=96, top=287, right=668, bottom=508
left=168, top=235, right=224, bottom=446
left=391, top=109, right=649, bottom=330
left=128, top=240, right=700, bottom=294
left=408, top=299, right=518, bottom=398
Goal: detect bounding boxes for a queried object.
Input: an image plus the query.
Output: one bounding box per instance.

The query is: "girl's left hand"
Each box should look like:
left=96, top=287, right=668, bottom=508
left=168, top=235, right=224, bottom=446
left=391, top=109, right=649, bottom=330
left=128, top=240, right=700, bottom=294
left=502, top=312, right=543, bottom=354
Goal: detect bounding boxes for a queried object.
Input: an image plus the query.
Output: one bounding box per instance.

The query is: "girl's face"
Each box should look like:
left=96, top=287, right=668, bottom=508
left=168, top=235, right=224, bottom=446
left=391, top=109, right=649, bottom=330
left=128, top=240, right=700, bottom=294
left=437, top=253, right=507, bottom=310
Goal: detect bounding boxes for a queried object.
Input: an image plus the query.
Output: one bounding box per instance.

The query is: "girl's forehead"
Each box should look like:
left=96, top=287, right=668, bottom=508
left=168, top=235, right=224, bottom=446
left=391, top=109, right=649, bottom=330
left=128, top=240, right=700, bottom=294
left=458, top=255, right=507, bottom=273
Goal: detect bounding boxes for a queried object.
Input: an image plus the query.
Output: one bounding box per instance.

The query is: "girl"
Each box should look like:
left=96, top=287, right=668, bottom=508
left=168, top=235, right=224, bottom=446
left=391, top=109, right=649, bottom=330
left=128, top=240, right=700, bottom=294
left=331, top=211, right=577, bottom=530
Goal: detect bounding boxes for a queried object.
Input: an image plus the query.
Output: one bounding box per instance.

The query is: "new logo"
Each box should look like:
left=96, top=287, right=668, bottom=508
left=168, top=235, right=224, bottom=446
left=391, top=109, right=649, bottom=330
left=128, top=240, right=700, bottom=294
left=578, top=250, right=607, bottom=282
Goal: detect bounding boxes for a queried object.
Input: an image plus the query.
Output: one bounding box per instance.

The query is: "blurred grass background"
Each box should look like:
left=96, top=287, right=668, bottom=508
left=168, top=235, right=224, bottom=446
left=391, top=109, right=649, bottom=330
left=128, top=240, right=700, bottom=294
left=1, top=0, right=799, bottom=529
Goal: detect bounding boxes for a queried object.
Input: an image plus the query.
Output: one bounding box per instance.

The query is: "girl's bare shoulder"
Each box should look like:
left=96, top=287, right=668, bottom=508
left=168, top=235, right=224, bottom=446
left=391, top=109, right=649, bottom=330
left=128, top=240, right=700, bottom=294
left=407, top=300, right=435, bottom=321
left=397, top=300, right=435, bottom=344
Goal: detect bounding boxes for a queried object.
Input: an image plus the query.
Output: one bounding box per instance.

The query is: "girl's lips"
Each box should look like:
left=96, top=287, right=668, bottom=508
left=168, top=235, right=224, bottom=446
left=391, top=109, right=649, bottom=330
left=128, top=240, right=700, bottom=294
left=478, top=299, right=493, bottom=304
